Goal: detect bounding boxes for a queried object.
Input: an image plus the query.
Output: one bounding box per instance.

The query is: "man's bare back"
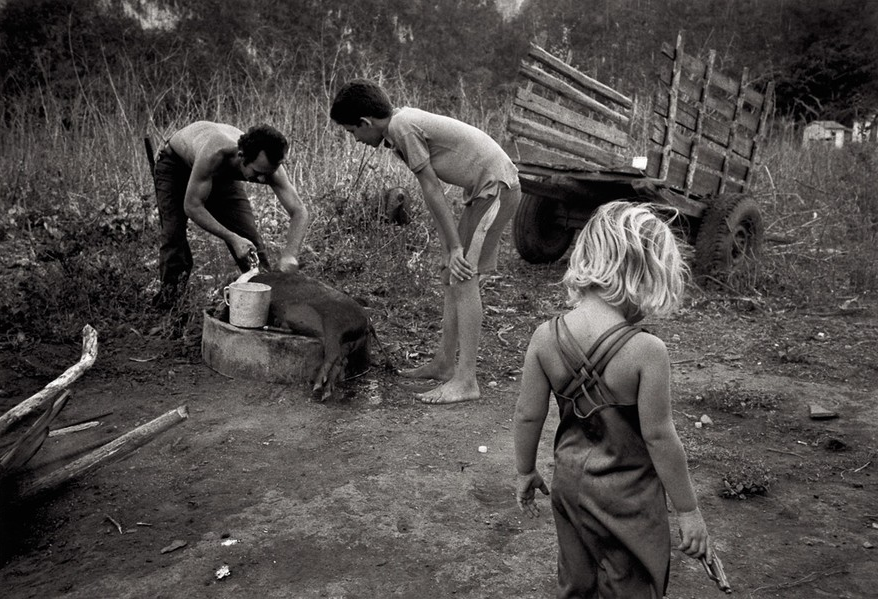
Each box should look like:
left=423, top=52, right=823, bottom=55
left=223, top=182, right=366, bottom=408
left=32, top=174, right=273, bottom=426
left=151, top=120, right=308, bottom=308
left=167, top=121, right=243, bottom=177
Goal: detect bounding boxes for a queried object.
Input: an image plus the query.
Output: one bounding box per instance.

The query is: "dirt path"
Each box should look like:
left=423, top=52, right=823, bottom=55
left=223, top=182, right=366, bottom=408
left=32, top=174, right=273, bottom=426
left=1, top=274, right=877, bottom=599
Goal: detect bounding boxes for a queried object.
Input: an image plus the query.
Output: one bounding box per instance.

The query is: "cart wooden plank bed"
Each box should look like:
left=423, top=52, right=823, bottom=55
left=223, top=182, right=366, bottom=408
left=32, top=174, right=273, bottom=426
left=505, top=34, right=775, bottom=283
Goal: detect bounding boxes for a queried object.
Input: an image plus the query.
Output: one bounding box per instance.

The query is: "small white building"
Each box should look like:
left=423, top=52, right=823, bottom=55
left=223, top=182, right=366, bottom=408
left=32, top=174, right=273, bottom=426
left=803, top=120, right=849, bottom=148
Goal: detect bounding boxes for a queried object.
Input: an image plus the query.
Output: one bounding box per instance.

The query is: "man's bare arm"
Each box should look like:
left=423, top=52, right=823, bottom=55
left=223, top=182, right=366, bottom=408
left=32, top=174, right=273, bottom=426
left=268, top=166, right=309, bottom=271
left=184, top=154, right=254, bottom=260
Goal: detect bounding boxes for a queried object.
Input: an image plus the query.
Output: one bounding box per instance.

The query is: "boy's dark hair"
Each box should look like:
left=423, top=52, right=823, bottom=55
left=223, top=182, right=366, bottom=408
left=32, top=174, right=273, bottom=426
left=330, top=79, right=394, bottom=126
left=238, top=124, right=288, bottom=165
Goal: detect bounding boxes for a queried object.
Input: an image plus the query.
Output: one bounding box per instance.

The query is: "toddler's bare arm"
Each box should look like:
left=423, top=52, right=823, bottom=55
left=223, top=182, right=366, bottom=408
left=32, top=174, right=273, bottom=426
left=636, top=335, right=710, bottom=557
left=513, top=326, right=552, bottom=515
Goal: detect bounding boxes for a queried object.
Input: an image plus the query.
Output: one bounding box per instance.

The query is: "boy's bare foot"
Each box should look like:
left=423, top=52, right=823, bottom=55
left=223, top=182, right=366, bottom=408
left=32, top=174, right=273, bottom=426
left=395, top=379, right=434, bottom=393
left=400, top=361, right=454, bottom=381
left=417, top=379, right=480, bottom=405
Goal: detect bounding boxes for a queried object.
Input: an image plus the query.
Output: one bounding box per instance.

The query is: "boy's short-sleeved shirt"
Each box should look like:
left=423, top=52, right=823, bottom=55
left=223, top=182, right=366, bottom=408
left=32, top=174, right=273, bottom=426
left=384, top=107, right=519, bottom=204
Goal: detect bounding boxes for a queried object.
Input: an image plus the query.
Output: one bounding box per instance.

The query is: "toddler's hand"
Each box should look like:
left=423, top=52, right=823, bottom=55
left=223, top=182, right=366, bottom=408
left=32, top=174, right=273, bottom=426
left=677, top=507, right=709, bottom=559
left=516, top=471, right=549, bottom=518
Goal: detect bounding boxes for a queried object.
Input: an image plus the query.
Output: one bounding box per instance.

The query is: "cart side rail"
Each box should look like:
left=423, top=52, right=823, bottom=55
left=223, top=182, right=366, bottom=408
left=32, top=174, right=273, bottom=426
left=505, top=43, right=637, bottom=179
left=647, top=34, right=775, bottom=199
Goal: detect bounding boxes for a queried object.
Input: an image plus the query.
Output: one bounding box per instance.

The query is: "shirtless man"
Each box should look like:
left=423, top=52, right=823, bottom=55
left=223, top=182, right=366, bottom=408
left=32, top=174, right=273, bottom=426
left=152, top=121, right=309, bottom=309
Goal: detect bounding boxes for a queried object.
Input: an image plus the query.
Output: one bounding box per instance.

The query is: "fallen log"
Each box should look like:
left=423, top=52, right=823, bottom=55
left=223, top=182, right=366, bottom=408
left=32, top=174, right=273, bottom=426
left=0, top=324, right=98, bottom=438
left=14, top=405, right=189, bottom=499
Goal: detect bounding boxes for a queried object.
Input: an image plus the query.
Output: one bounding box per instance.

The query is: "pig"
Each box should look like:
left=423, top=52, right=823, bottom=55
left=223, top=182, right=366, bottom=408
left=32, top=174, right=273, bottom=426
left=250, top=271, right=371, bottom=402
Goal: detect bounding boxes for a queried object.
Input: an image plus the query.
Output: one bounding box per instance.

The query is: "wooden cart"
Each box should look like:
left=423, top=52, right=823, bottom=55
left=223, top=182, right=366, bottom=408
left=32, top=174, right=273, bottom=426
left=505, top=34, right=775, bottom=283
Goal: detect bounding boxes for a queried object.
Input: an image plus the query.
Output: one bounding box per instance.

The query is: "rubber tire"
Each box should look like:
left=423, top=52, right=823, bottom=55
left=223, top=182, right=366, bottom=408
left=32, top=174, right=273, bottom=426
left=513, top=193, right=576, bottom=264
left=694, top=194, right=764, bottom=285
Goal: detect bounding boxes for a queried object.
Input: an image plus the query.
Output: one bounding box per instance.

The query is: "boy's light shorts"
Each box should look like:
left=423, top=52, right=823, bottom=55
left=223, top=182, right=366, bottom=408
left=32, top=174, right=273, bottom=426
left=457, top=183, right=522, bottom=275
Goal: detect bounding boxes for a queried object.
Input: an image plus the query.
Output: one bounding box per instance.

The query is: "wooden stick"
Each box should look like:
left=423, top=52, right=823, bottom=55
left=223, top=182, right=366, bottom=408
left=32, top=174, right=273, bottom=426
left=766, top=447, right=805, bottom=458
left=48, top=420, right=102, bottom=437
left=750, top=566, right=848, bottom=593
left=51, top=410, right=114, bottom=431
left=144, top=136, right=156, bottom=177
left=15, top=406, right=189, bottom=499
left=16, top=437, right=112, bottom=473
left=0, top=325, right=98, bottom=437
left=105, top=514, right=123, bottom=534
left=1, top=391, right=71, bottom=473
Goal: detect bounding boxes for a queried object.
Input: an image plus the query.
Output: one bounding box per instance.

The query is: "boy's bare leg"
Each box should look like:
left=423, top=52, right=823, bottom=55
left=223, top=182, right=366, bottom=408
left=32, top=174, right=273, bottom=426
left=418, top=277, right=481, bottom=404
left=400, top=282, right=457, bottom=381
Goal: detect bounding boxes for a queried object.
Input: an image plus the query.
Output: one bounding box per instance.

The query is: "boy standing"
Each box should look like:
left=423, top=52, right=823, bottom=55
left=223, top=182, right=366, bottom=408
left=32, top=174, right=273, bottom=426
left=152, top=121, right=309, bottom=309
left=330, top=80, right=521, bottom=404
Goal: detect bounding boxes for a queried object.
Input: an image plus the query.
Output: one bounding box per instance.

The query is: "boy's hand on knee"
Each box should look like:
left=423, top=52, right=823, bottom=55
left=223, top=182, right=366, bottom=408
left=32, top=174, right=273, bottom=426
left=448, top=247, right=473, bottom=283
left=516, top=470, right=549, bottom=518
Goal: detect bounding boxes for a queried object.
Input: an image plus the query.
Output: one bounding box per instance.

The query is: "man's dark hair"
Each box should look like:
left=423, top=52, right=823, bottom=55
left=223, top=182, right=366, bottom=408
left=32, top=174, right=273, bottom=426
left=238, top=124, right=288, bottom=165
left=330, top=79, right=394, bottom=126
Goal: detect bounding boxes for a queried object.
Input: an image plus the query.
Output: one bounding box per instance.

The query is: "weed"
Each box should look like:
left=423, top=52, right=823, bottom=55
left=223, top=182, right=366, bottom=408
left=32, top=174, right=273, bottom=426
left=691, top=380, right=783, bottom=415
left=719, top=473, right=772, bottom=500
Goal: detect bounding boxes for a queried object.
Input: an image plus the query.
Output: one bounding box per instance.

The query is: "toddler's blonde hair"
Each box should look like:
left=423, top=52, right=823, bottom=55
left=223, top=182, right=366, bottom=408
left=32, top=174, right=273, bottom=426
left=562, top=201, right=688, bottom=317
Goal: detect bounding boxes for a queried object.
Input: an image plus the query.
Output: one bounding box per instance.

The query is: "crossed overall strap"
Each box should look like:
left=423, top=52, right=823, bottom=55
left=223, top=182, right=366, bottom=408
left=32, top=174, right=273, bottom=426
left=552, top=316, right=642, bottom=418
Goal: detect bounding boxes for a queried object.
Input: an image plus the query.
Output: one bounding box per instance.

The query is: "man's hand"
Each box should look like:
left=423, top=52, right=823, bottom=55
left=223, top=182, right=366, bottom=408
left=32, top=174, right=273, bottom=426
left=277, top=254, right=300, bottom=273
left=230, top=235, right=257, bottom=262
left=516, top=470, right=549, bottom=518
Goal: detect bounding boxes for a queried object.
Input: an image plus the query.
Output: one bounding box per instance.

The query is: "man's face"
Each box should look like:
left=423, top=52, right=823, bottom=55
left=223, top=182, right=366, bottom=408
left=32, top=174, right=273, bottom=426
left=241, top=150, right=280, bottom=183
left=343, top=119, right=383, bottom=147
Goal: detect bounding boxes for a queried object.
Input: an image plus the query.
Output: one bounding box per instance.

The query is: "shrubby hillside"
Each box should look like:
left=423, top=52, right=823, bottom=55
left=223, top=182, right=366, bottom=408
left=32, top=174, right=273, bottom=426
left=3, top=0, right=878, bottom=124
left=0, top=0, right=876, bottom=342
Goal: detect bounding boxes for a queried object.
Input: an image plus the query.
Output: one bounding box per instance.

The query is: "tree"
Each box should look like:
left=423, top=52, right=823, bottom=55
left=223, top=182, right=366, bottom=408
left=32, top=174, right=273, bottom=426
left=774, top=0, right=878, bottom=123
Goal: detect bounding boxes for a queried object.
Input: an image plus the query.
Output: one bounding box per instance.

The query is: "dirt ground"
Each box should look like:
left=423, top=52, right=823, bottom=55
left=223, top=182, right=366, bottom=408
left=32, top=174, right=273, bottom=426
left=1, top=256, right=877, bottom=599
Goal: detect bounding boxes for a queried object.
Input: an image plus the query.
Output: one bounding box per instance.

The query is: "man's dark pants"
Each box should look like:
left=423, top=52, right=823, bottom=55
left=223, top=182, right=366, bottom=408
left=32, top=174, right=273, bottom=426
left=152, top=149, right=270, bottom=308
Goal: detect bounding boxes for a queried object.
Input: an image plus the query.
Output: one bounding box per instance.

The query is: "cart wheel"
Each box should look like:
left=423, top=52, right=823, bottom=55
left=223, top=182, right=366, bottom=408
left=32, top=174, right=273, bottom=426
left=694, top=194, right=763, bottom=285
left=513, top=193, right=575, bottom=263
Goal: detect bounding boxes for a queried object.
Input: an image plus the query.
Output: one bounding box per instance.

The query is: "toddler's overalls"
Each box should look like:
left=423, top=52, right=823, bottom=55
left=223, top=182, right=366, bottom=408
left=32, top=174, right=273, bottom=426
left=550, top=317, right=670, bottom=599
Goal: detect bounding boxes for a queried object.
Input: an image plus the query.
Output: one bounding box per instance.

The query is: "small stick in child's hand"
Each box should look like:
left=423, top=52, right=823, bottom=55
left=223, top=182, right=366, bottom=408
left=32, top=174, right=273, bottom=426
left=700, top=547, right=732, bottom=593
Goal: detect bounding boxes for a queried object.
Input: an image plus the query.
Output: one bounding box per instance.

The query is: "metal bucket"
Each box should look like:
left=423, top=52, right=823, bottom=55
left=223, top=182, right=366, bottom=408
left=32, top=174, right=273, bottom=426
left=223, top=281, right=271, bottom=328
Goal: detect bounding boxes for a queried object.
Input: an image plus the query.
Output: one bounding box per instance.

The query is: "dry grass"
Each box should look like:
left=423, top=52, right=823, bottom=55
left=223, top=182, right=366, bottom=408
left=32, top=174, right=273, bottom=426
left=748, top=127, right=878, bottom=303
left=0, top=70, right=876, bottom=344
